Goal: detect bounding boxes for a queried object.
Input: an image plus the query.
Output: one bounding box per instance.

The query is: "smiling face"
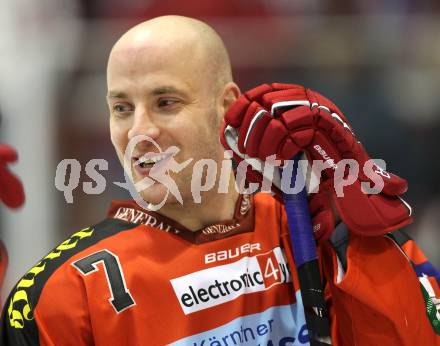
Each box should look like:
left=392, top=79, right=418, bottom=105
left=107, top=17, right=238, bottom=209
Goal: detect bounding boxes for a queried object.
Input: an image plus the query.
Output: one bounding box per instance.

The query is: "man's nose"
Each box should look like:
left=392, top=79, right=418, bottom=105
left=128, top=108, right=160, bottom=141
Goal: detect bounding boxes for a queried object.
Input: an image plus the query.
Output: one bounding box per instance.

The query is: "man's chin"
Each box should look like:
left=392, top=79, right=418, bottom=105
left=137, top=185, right=180, bottom=210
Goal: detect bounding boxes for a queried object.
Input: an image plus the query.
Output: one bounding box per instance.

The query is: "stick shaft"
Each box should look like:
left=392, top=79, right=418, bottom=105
left=282, top=154, right=331, bottom=344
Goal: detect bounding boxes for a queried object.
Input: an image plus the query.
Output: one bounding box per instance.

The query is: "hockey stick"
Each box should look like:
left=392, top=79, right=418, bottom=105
left=282, top=154, right=331, bottom=345
left=223, top=127, right=331, bottom=345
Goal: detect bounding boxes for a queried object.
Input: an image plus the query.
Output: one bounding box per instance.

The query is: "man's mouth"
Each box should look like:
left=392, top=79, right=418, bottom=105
left=135, top=153, right=168, bottom=169
left=133, top=152, right=170, bottom=175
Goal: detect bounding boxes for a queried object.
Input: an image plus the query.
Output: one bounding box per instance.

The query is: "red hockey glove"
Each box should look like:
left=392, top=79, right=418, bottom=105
left=0, top=144, right=25, bottom=208
left=221, top=83, right=412, bottom=237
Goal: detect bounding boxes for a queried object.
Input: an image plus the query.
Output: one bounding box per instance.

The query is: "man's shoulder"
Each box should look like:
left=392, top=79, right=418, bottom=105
left=253, top=192, right=285, bottom=221
left=253, top=192, right=282, bottom=208
left=3, top=217, right=138, bottom=330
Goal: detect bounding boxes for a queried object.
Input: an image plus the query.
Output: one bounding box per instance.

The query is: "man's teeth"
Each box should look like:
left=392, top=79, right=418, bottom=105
left=137, top=154, right=166, bottom=168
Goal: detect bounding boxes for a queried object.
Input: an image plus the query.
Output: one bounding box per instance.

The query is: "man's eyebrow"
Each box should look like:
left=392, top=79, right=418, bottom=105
left=151, top=86, right=184, bottom=95
left=107, top=91, right=128, bottom=99
left=107, top=87, right=185, bottom=99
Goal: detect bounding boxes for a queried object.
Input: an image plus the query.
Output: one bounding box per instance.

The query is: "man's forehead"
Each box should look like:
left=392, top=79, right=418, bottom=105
left=110, top=24, right=201, bottom=62
left=109, top=43, right=163, bottom=68
left=106, top=17, right=228, bottom=96
left=108, top=37, right=199, bottom=77
left=106, top=42, right=206, bottom=96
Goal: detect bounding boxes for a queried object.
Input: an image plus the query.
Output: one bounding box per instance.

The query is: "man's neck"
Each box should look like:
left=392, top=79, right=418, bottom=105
left=158, top=181, right=239, bottom=231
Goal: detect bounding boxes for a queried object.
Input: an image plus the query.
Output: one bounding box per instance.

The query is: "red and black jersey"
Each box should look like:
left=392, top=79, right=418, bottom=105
left=1, top=193, right=439, bottom=345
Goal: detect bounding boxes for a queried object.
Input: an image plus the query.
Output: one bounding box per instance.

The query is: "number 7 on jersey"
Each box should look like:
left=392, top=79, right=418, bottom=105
left=72, top=249, right=136, bottom=313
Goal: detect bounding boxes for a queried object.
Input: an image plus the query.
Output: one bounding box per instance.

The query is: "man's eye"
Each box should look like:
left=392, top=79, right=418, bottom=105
left=112, top=104, right=132, bottom=114
left=113, top=105, right=125, bottom=112
left=157, top=99, right=178, bottom=108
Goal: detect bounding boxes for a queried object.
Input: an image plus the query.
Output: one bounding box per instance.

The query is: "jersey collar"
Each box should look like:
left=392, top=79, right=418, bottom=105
left=107, top=194, right=255, bottom=244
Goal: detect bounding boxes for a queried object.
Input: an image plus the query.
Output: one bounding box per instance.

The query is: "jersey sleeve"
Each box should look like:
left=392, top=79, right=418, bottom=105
left=1, top=266, right=92, bottom=346
left=1, top=235, right=95, bottom=346
left=319, top=228, right=440, bottom=346
left=1, top=219, right=138, bottom=346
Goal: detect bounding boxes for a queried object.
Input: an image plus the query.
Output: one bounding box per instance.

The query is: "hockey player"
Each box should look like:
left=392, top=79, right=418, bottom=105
left=1, top=15, right=439, bottom=345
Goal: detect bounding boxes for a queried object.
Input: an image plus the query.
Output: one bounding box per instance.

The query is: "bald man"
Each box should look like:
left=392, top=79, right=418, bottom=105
left=107, top=16, right=240, bottom=231
left=2, top=15, right=440, bottom=346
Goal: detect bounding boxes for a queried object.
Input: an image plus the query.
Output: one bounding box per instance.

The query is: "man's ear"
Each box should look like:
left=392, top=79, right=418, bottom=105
left=221, top=82, right=241, bottom=116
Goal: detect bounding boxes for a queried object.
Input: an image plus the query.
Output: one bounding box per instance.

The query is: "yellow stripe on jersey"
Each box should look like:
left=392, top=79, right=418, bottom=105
left=8, top=227, right=94, bottom=329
